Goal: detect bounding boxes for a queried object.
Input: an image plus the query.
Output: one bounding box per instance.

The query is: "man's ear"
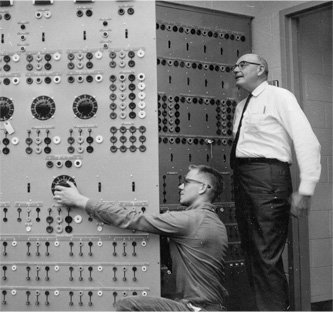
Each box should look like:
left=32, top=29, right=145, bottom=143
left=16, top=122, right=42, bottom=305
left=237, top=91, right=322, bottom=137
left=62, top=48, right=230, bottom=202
left=198, top=184, right=208, bottom=195
left=257, top=65, right=265, bottom=77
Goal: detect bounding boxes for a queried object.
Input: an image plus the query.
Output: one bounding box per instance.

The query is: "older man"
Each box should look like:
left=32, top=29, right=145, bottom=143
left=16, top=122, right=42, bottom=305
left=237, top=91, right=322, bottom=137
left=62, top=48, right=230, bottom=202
left=230, top=53, right=321, bottom=310
left=54, top=164, right=228, bottom=311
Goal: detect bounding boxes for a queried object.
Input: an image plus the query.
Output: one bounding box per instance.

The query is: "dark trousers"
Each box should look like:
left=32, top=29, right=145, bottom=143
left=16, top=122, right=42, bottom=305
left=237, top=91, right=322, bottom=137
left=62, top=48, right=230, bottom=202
left=234, top=160, right=292, bottom=311
left=115, top=296, right=225, bottom=311
left=115, top=296, right=191, bottom=311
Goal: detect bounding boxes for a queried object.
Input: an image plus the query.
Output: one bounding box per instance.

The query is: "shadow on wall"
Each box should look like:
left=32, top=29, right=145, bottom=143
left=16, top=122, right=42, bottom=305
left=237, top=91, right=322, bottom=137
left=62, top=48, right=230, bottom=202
left=311, top=300, right=333, bottom=311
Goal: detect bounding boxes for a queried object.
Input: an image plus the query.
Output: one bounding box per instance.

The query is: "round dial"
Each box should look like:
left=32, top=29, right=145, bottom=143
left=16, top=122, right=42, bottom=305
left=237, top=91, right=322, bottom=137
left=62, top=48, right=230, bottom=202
left=73, top=94, right=98, bottom=119
left=51, top=175, right=76, bottom=195
left=31, top=95, right=56, bottom=120
left=0, top=97, right=14, bottom=121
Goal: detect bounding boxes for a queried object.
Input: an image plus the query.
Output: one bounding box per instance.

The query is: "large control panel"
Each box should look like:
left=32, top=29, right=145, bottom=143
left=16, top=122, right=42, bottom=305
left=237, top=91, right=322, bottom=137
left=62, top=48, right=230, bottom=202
left=156, top=3, right=256, bottom=310
left=1, top=0, right=267, bottom=311
left=0, top=0, right=159, bottom=310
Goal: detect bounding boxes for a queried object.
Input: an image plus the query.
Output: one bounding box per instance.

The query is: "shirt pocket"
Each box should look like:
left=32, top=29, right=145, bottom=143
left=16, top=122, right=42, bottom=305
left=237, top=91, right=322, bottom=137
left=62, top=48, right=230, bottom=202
left=243, top=113, right=269, bottom=132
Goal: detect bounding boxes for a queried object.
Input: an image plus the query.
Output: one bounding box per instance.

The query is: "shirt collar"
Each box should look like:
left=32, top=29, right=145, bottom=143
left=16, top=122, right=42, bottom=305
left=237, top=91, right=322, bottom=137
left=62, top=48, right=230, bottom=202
left=251, top=81, right=268, bottom=97
left=185, top=202, right=217, bottom=212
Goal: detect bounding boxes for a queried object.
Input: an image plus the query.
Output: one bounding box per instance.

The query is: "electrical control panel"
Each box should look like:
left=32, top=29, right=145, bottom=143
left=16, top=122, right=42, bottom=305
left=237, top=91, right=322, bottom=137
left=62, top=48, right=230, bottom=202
left=0, top=0, right=159, bottom=310
left=156, top=3, right=256, bottom=310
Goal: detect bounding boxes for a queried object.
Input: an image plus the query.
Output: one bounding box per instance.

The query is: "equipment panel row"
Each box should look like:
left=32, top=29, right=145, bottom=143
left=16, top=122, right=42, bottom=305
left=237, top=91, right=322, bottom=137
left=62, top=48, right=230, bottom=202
left=0, top=287, right=150, bottom=309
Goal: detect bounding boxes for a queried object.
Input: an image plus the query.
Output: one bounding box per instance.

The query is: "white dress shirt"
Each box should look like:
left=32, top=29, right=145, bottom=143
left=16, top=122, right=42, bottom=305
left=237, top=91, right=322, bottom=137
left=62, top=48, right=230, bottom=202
left=233, top=81, right=321, bottom=195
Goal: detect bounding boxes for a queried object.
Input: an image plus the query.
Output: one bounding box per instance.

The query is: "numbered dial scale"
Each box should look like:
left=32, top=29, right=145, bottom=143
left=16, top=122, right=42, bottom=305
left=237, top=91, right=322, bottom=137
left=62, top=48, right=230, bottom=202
left=31, top=96, right=56, bottom=120
left=73, top=94, right=98, bottom=119
left=51, top=175, right=76, bottom=195
left=0, top=97, right=14, bottom=121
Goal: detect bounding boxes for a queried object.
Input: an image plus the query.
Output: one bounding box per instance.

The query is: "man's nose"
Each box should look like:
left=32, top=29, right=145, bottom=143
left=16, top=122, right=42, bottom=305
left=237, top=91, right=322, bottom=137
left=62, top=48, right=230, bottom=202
left=178, top=183, right=184, bottom=190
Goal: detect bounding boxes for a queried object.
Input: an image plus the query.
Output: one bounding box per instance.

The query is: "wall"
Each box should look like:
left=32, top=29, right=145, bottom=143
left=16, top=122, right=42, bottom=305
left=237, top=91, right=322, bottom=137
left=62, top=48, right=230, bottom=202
left=169, top=0, right=308, bottom=83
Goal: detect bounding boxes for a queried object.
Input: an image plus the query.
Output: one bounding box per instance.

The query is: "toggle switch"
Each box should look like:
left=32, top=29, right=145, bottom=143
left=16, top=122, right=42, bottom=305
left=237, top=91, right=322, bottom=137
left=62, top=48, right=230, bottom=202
left=79, top=242, right=83, bottom=256
left=79, top=266, right=83, bottom=281
left=35, top=290, right=40, bottom=306
left=88, top=266, right=93, bottom=281
left=2, top=208, right=8, bottom=222
left=88, top=241, right=93, bottom=256
left=132, top=241, right=137, bottom=256
left=69, top=291, right=74, bottom=306
left=122, top=267, right=127, bottom=281
left=26, top=242, right=31, bottom=256
left=132, top=266, right=137, bottom=281
left=112, top=242, right=117, bottom=256
left=25, top=266, right=31, bottom=281
left=36, top=241, right=40, bottom=256
left=45, top=241, right=50, bottom=256
left=36, top=207, right=41, bottom=222
left=2, top=242, right=7, bottom=256
left=45, top=291, right=50, bottom=306
left=26, top=290, right=31, bottom=305
left=113, top=291, right=117, bottom=306
left=36, top=266, right=40, bottom=281
left=79, top=291, right=83, bottom=306
left=69, top=267, right=74, bottom=281
left=17, top=208, right=22, bottom=222
left=45, top=266, right=50, bottom=281
left=122, top=241, right=127, bottom=256
left=2, top=290, right=7, bottom=305
left=2, top=266, right=7, bottom=280
left=69, top=242, right=74, bottom=256
left=112, top=267, right=117, bottom=281
left=88, top=291, right=93, bottom=306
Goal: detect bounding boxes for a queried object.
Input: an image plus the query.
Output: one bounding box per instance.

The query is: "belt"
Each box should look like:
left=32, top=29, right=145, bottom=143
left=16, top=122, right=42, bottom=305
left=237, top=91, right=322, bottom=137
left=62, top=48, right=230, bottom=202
left=235, top=157, right=289, bottom=166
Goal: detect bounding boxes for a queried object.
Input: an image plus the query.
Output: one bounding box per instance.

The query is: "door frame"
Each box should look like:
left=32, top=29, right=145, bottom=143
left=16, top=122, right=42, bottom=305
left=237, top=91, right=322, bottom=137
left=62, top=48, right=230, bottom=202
left=280, top=1, right=331, bottom=310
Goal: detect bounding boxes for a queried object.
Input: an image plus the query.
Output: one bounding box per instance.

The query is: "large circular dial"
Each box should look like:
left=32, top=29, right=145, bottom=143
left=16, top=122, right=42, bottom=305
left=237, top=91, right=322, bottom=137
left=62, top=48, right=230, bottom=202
left=51, top=175, right=76, bottom=195
left=31, top=95, right=56, bottom=120
left=0, top=97, right=14, bottom=121
left=73, top=94, right=98, bottom=119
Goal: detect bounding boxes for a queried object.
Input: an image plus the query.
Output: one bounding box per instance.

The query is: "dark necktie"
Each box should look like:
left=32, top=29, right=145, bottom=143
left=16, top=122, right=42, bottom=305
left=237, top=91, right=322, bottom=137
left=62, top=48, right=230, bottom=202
left=230, top=94, right=252, bottom=169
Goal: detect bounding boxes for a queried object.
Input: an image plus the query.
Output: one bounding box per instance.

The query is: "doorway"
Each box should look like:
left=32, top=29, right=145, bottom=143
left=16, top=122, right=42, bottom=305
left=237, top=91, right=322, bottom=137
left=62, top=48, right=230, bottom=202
left=280, top=1, right=332, bottom=310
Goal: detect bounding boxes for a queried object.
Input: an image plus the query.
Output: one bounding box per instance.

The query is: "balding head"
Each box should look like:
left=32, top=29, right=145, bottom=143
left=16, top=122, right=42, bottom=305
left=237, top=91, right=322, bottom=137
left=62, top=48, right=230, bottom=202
left=239, top=54, right=269, bottom=77
left=233, top=54, right=269, bottom=92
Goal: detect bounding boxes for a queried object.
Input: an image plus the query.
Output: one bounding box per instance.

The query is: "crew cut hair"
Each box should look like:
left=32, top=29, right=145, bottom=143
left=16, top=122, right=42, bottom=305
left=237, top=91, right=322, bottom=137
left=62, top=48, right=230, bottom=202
left=188, top=164, right=223, bottom=202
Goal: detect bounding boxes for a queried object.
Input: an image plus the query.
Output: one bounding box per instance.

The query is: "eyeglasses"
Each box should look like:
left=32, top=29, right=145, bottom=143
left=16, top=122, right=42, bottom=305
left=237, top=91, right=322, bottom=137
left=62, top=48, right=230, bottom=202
left=231, top=61, right=262, bottom=71
left=182, top=178, right=211, bottom=189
